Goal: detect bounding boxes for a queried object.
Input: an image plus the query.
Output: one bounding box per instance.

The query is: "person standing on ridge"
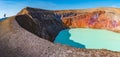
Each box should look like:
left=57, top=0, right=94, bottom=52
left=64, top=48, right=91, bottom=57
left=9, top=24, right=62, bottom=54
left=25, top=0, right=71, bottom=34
left=4, top=14, right=6, bottom=18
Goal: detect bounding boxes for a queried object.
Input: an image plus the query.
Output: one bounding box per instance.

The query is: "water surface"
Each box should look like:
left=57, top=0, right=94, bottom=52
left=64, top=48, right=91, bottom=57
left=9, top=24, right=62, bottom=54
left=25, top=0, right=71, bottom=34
left=0, top=17, right=7, bottom=21
left=54, top=28, right=120, bottom=51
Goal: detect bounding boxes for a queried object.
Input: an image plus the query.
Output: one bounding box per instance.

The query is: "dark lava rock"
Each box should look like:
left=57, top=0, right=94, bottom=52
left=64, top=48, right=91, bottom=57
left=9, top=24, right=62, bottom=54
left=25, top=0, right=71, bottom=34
left=0, top=7, right=120, bottom=57
left=16, top=7, right=67, bottom=42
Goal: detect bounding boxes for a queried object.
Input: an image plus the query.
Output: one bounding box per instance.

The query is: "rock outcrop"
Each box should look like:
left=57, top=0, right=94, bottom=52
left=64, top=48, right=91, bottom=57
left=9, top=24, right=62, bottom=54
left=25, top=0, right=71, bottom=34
left=16, top=7, right=120, bottom=42
left=16, top=7, right=67, bottom=42
left=55, top=8, right=120, bottom=32
left=1, top=7, right=120, bottom=57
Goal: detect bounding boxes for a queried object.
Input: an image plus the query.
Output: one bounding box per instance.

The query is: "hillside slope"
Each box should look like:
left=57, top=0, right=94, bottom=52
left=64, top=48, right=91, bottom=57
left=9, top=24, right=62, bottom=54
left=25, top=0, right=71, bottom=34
left=1, top=7, right=120, bottom=57
left=0, top=17, right=120, bottom=57
left=17, top=7, right=67, bottom=41
left=0, top=16, right=66, bottom=57
left=55, top=7, right=120, bottom=32
left=16, top=7, right=120, bottom=42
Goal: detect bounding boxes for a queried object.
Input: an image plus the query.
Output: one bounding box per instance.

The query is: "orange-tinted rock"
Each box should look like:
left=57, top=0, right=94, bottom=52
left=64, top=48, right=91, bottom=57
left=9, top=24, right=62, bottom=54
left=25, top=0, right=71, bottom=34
left=61, top=10, right=120, bottom=32
left=17, top=7, right=120, bottom=42
left=1, top=7, right=120, bottom=57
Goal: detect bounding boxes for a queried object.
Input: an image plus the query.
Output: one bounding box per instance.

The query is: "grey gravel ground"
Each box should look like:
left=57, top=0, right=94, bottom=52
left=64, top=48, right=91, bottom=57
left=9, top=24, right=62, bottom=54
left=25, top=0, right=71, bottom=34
left=0, top=16, right=120, bottom=57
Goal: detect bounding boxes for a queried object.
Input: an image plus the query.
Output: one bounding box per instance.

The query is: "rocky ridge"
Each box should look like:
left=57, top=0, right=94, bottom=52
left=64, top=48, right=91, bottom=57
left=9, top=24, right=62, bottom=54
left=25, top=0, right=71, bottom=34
left=17, top=7, right=120, bottom=42
left=0, top=7, right=120, bottom=57
left=55, top=7, right=120, bottom=32
left=17, top=7, right=67, bottom=41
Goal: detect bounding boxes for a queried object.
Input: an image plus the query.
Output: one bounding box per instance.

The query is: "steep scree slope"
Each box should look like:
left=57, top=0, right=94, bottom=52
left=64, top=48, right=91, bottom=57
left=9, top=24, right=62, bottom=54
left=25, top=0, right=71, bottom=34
left=0, top=7, right=120, bottom=57
left=55, top=8, right=120, bottom=32
left=16, top=7, right=67, bottom=42
left=0, top=16, right=62, bottom=57
left=17, top=7, right=120, bottom=42
left=0, top=17, right=120, bottom=57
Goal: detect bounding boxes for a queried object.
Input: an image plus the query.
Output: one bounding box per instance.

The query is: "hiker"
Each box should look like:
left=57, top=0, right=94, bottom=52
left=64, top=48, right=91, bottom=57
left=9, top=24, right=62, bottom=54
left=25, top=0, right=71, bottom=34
left=4, top=14, right=6, bottom=18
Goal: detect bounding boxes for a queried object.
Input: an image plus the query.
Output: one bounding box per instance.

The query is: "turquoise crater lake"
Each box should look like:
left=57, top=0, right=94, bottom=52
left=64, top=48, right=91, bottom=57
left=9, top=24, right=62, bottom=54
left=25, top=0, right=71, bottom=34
left=54, top=28, right=120, bottom=51
left=0, top=17, right=8, bottom=21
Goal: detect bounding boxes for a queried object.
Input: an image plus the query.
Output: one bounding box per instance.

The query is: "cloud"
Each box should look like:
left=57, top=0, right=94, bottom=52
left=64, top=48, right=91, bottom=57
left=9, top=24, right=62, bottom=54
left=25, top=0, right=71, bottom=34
left=111, top=5, right=118, bottom=7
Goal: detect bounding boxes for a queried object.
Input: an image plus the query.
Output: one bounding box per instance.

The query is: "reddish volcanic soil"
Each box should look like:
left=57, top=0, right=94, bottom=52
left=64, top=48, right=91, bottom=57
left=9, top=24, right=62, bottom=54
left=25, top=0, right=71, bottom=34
left=1, top=7, right=120, bottom=57
left=54, top=8, right=120, bottom=32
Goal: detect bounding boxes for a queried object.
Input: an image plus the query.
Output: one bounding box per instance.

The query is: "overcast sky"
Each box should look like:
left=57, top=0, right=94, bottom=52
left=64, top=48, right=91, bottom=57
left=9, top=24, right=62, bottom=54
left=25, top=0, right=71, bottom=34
left=0, top=0, right=120, bottom=18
